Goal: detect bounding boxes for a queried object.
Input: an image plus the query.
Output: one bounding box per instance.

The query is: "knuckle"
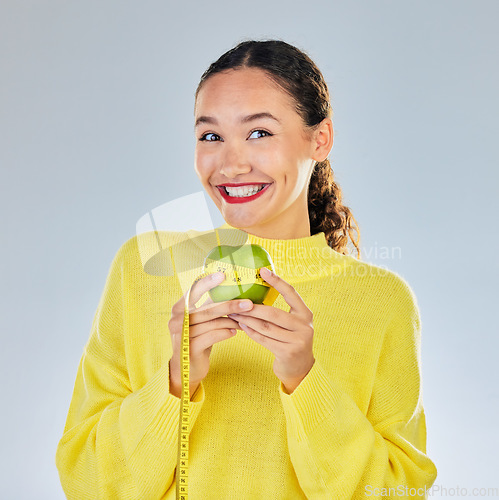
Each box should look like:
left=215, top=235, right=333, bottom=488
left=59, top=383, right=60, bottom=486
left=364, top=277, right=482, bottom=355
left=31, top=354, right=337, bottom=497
left=231, top=301, right=243, bottom=313
left=305, top=308, right=313, bottom=322
left=267, top=307, right=278, bottom=321
left=197, top=307, right=213, bottom=324
left=205, top=306, right=217, bottom=319
left=189, top=324, right=200, bottom=337
left=300, top=322, right=313, bottom=336
left=168, top=318, right=180, bottom=333
left=214, top=318, right=227, bottom=329
left=261, top=320, right=271, bottom=332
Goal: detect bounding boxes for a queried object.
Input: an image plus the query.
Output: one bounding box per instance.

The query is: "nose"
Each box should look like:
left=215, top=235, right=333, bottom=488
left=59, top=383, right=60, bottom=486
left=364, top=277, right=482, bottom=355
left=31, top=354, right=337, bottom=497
left=219, top=142, right=251, bottom=178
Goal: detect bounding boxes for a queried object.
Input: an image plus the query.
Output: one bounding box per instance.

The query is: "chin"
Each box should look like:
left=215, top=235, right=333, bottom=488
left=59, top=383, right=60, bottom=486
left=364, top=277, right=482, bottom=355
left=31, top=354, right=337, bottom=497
left=222, top=212, right=259, bottom=231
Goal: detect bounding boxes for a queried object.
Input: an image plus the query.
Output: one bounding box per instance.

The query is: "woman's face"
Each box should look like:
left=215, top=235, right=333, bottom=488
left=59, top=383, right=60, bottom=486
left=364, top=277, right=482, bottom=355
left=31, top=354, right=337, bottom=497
left=194, top=67, right=329, bottom=239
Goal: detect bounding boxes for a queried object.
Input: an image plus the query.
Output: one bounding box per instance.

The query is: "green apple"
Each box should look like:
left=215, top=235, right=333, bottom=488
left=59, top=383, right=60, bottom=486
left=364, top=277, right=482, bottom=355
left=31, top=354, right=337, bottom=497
left=203, top=243, right=275, bottom=304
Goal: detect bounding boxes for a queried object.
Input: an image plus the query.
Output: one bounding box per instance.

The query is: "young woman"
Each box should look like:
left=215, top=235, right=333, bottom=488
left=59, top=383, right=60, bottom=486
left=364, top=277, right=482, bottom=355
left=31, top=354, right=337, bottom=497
left=56, top=40, right=438, bottom=499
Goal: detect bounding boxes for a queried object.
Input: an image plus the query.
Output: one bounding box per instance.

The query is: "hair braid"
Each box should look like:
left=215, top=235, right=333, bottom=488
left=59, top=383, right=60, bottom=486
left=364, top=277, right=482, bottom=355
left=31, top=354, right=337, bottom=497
left=308, top=159, right=361, bottom=258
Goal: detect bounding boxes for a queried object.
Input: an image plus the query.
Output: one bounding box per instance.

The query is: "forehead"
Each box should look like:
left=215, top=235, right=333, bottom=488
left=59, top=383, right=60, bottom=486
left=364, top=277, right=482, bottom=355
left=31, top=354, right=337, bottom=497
left=195, top=67, right=295, bottom=112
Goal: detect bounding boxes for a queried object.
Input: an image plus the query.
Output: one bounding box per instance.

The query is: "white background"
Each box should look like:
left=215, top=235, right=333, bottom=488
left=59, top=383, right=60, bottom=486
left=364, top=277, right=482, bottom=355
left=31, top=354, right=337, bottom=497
left=1, top=1, right=498, bottom=498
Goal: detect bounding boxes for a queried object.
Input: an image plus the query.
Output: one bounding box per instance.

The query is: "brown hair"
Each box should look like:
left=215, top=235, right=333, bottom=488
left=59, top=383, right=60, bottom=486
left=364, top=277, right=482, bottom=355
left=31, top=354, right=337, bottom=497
left=195, top=39, right=361, bottom=258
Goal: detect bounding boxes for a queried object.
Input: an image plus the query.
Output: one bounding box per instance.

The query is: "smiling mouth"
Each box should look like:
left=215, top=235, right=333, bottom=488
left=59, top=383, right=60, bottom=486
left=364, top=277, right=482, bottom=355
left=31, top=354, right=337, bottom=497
left=216, top=183, right=272, bottom=204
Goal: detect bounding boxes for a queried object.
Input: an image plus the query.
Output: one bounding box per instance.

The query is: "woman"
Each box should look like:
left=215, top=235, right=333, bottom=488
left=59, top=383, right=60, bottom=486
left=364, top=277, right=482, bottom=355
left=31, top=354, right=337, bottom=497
left=56, top=40, right=438, bottom=499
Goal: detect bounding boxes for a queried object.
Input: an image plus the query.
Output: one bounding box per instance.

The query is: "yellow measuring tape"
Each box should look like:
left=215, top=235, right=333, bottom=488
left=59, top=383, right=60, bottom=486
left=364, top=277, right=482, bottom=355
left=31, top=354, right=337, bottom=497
left=176, top=290, right=191, bottom=500
left=201, top=260, right=274, bottom=286
left=175, top=256, right=274, bottom=498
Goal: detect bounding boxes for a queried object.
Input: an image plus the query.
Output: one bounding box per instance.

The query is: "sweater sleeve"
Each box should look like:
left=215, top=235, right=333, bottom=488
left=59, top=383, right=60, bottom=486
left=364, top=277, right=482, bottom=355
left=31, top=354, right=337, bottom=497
left=55, top=241, right=205, bottom=499
left=278, top=278, right=438, bottom=499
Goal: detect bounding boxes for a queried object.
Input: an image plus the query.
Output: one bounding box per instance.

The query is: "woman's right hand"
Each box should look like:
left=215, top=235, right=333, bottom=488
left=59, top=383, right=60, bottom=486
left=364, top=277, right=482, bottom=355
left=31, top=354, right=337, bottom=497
left=168, top=272, right=254, bottom=399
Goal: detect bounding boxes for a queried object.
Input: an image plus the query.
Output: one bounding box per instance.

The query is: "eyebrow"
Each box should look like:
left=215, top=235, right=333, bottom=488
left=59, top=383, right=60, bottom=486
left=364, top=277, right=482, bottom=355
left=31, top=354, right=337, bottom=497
left=195, top=112, right=281, bottom=128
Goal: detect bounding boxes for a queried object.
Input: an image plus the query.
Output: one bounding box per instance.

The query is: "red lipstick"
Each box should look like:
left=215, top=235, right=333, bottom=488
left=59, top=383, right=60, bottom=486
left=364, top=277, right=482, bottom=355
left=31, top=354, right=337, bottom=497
left=217, top=183, right=272, bottom=204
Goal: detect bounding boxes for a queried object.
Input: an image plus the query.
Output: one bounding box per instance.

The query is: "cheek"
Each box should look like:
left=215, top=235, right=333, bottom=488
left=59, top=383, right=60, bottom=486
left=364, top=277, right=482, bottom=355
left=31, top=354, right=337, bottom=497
left=194, top=151, right=214, bottom=182
left=248, top=144, right=282, bottom=173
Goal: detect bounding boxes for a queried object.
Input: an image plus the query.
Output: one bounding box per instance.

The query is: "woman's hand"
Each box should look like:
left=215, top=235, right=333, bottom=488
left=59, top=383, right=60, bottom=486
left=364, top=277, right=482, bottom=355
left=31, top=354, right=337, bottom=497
left=228, top=267, right=315, bottom=394
left=168, top=272, right=254, bottom=399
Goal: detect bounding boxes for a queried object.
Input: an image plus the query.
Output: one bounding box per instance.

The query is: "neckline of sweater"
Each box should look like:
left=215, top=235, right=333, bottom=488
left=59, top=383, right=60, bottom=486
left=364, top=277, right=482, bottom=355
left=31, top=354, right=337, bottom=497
left=219, top=222, right=351, bottom=280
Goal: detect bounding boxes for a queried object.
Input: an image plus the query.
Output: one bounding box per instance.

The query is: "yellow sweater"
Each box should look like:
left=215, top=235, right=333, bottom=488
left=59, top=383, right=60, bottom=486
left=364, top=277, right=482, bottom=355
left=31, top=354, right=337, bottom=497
left=56, top=223, right=437, bottom=499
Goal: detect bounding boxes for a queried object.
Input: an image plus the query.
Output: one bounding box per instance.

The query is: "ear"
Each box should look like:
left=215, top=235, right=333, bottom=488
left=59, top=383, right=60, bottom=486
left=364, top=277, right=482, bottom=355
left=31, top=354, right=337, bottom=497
left=310, top=117, right=334, bottom=162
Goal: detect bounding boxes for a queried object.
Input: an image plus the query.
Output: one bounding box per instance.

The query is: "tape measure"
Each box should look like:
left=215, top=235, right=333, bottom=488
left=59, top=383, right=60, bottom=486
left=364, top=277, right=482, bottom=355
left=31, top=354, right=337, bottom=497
left=174, top=226, right=280, bottom=499
left=175, top=268, right=273, bottom=499
left=200, top=260, right=274, bottom=287
left=175, top=287, right=192, bottom=500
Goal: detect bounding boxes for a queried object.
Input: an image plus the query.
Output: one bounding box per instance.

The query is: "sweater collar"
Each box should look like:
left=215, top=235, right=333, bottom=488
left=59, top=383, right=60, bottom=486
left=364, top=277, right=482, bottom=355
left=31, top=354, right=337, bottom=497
left=218, top=222, right=349, bottom=281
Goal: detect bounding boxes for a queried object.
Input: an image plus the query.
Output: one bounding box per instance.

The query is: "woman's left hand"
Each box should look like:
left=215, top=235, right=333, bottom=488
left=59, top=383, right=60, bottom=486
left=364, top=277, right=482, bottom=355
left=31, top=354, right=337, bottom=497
left=228, top=267, right=315, bottom=394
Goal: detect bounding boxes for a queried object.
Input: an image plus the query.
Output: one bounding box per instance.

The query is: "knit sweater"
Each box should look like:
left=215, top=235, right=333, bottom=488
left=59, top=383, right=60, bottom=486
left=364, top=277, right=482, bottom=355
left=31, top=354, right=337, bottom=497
left=55, top=222, right=438, bottom=499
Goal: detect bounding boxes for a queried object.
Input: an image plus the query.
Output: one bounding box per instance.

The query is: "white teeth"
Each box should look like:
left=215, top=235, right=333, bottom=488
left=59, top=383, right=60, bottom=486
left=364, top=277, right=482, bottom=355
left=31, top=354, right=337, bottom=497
left=224, top=184, right=266, bottom=197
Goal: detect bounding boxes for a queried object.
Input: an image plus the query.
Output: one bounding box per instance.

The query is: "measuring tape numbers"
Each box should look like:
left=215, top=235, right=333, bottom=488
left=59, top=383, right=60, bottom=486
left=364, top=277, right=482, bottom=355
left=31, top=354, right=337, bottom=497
left=175, top=262, right=273, bottom=499
left=175, top=285, right=192, bottom=500
left=202, top=260, right=274, bottom=287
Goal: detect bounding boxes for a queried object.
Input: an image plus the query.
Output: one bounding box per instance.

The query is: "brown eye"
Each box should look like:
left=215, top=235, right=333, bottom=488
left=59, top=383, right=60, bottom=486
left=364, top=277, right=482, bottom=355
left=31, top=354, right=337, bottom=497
left=199, top=133, right=221, bottom=142
left=249, top=130, right=272, bottom=139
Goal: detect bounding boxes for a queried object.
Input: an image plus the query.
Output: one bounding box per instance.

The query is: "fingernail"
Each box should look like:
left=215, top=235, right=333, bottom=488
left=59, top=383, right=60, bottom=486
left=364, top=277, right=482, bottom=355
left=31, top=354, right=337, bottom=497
left=239, top=300, right=252, bottom=310
left=260, top=267, right=272, bottom=277
left=230, top=329, right=237, bottom=334
left=212, top=272, right=224, bottom=281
